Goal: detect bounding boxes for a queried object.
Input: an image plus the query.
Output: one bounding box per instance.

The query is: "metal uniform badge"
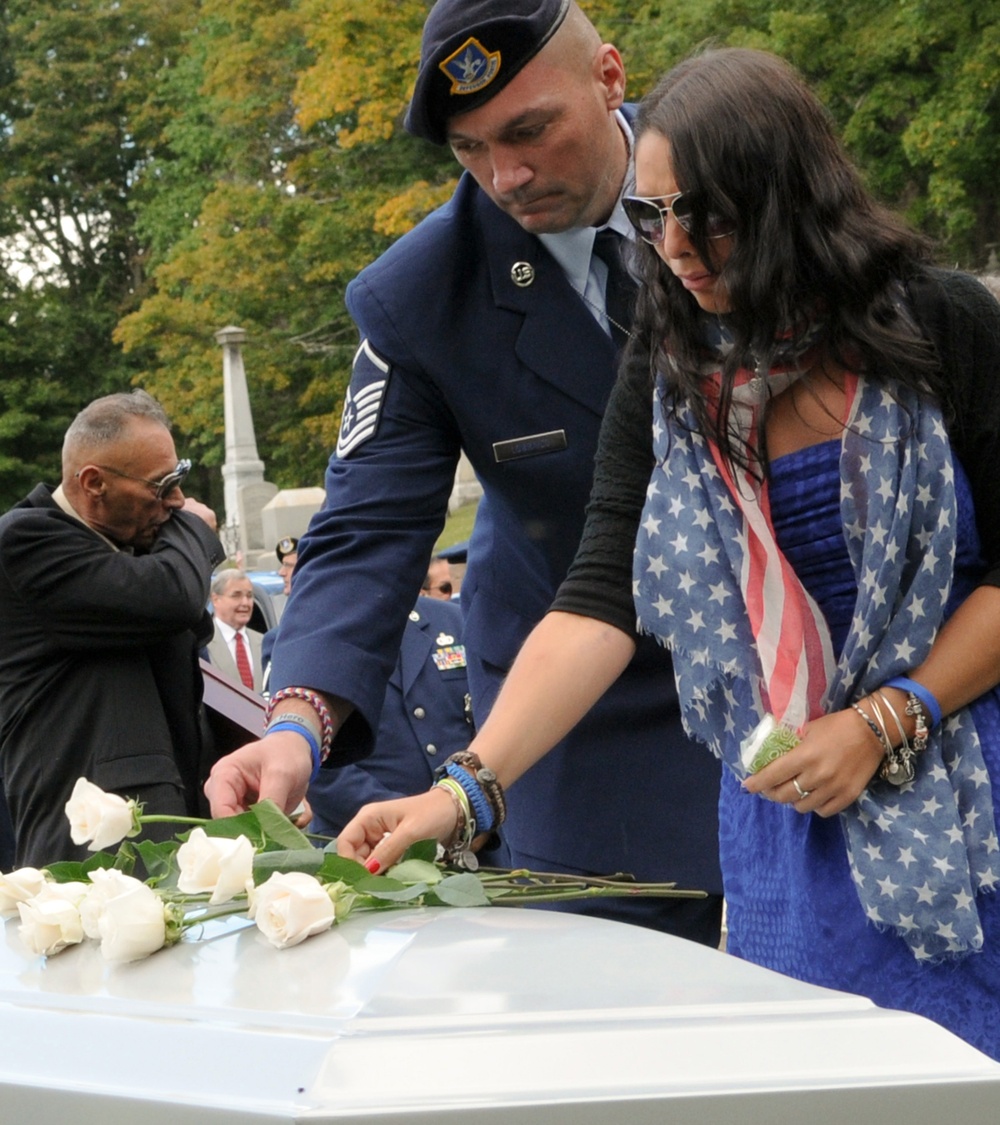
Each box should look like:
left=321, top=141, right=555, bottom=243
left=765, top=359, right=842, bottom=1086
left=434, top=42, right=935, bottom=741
left=439, top=37, right=501, bottom=96
left=510, top=262, right=535, bottom=287
left=493, top=429, right=568, bottom=463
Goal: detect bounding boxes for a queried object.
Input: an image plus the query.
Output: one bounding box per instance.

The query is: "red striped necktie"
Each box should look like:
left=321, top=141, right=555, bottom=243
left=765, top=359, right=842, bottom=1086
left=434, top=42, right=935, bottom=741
left=233, top=631, right=254, bottom=690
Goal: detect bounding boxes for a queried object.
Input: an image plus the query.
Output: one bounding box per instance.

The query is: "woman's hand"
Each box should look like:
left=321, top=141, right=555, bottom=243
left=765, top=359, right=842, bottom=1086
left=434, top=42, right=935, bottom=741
left=742, top=707, right=884, bottom=816
left=336, top=787, right=460, bottom=873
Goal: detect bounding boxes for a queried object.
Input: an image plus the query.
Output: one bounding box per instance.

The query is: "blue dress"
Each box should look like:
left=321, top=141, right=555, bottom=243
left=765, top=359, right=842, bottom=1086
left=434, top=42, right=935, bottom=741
left=720, top=439, right=1000, bottom=1060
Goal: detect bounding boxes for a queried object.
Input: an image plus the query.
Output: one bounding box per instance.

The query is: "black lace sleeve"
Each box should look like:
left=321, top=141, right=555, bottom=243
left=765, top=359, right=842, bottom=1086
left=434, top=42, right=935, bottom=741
left=909, top=269, right=1000, bottom=586
left=551, top=348, right=655, bottom=633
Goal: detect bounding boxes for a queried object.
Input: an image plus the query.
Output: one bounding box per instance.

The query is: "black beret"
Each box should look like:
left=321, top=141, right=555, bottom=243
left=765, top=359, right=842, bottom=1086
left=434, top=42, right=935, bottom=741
left=406, top=0, right=571, bottom=145
left=275, top=537, right=299, bottom=563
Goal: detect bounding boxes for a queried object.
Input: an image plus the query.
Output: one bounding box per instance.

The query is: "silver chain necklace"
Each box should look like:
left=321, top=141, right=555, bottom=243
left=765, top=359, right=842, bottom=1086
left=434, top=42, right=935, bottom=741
left=572, top=282, right=634, bottom=341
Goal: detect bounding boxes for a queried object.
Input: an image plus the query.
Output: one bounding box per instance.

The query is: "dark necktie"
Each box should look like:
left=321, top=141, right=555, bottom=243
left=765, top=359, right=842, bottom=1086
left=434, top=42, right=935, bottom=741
left=233, top=631, right=254, bottom=690
left=592, top=228, right=637, bottom=348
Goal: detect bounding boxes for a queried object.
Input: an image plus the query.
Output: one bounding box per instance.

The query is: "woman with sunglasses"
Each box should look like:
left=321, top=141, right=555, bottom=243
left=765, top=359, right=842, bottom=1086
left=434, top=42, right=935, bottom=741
left=339, top=47, right=1000, bottom=1058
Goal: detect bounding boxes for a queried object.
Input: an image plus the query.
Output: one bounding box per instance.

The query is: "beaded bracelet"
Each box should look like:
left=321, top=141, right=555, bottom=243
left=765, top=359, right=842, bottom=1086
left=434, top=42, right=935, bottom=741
left=266, top=687, right=334, bottom=764
left=265, top=720, right=322, bottom=782
left=883, top=676, right=942, bottom=729
left=850, top=701, right=885, bottom=747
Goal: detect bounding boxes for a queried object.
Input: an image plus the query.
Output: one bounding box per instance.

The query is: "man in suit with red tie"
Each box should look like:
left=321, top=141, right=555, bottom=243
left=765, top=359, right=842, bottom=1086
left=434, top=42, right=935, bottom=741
left=207, top=570, right=264, bottom=693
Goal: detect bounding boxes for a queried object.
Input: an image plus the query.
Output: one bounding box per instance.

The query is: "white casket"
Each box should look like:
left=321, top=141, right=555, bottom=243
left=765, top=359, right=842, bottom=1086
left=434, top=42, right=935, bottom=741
left=1, top=905, right=998, bottom=1123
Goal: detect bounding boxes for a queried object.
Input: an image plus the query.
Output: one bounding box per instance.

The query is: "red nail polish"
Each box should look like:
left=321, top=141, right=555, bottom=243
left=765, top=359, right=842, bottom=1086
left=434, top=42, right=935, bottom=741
left=365, top=857, right=381, bottom=875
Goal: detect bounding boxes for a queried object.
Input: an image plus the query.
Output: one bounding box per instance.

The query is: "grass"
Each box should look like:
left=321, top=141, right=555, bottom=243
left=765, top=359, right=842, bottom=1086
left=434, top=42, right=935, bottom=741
left=435, top=498, right=480, bottom=553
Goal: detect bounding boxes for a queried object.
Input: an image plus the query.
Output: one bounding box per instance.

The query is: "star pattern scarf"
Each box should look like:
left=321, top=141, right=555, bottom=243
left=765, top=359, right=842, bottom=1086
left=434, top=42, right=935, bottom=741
left=633, top=368, right=1000, bottom=961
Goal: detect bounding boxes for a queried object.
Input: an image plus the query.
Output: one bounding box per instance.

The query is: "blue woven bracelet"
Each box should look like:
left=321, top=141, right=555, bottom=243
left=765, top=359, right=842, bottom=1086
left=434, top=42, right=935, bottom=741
left=444, top=761, right=494, bottom=834
left=884, top=676, right=942, bottom=730
left=267, top=720, right=322, bottom=783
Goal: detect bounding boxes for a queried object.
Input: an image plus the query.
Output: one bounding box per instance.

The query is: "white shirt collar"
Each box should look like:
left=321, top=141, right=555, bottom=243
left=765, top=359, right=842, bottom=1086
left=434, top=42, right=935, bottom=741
left=51, top=484, right=126, bottom=553
left=215, top=618, right=246, bottom=645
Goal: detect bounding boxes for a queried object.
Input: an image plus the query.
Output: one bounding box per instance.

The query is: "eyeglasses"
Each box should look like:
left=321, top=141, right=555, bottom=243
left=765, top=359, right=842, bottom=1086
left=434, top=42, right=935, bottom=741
left=423, top=582, right=453, bottom=597
left=95, top=459, right=192, bottom=499
left=622, top=192, right=736, bottom=244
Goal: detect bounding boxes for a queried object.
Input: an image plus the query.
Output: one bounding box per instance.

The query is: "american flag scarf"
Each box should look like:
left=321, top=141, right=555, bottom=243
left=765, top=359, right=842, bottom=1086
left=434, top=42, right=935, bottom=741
left=634, top=367, right=1000, bottom=961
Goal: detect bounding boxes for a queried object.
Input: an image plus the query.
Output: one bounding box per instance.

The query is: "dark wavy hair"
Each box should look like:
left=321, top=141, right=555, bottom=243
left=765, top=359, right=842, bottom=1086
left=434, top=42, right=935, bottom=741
left=625, top=47, right=940, bottom=471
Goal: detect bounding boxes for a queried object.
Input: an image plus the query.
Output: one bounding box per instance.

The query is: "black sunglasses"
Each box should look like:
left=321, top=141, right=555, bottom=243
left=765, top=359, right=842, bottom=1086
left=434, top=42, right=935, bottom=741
left=622, top=192, right=736, bottom=244
left=424, top=581, right=453, bottom=596
left=95, top=458, right=192, bottom=499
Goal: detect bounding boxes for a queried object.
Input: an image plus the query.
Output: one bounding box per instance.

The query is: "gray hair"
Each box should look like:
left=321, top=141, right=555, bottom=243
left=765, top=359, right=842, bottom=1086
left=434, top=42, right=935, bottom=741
left=211, top=568, right=250, bottom=596
left=63, top=389, right=171, bottom=461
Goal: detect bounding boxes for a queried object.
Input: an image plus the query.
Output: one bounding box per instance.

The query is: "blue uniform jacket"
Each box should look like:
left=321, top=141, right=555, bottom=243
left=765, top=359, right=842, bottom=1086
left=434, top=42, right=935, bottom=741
left=273, top=166, right=722, bottom=891
left=307, top=597, right=471, bottom=835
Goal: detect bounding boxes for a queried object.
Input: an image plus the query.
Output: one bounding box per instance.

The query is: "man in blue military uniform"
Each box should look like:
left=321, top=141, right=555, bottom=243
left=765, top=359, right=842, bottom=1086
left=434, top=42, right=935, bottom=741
left=208, top=0, right=722, bottom=943
left=306, top=593, right=509, bottom=864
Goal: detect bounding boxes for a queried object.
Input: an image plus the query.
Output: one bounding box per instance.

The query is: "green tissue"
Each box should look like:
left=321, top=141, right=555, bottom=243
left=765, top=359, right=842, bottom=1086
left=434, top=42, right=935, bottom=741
left=741, top=714, right=801, bottom=775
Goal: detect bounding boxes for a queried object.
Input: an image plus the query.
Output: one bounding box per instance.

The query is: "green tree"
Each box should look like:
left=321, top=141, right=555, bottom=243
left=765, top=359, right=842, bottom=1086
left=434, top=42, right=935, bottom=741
left=0, top=0, right=196, bottom=508
left=595, top=0, right=1000, bottom=262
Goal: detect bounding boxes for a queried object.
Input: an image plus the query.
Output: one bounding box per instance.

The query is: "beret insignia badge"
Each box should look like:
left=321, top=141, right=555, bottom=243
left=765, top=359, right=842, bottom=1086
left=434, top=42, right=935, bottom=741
left=439, top=37, right=501, bottom=96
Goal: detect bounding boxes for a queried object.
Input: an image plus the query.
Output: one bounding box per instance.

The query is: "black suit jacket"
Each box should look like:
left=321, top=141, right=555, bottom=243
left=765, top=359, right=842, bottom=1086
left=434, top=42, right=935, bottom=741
left=0, top=485, right=225, bottom=866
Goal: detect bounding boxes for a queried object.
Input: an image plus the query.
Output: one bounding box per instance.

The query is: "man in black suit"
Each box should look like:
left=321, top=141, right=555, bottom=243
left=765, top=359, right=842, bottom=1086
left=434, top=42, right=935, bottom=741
left=0, top=390, right=224, bottom=867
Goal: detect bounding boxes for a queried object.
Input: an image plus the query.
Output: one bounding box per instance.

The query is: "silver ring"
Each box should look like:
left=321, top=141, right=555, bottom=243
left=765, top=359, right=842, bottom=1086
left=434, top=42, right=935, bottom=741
left=792, top=778, right=812, bottom=800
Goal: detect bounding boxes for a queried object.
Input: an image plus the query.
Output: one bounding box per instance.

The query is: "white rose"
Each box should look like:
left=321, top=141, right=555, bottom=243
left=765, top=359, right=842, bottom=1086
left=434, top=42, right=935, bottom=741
left=97, top=882, right=168, bottom=963
left=0, top=867, right=48, bottom=919
left=80, top=869, right=147, bottom=939
left=65, top=777, right=136, bottom=851
left=16, top=882, right=89, bottom=956
left=176, top=828, right=255, bottom=905
left=247, top=871, right=335, bottom=949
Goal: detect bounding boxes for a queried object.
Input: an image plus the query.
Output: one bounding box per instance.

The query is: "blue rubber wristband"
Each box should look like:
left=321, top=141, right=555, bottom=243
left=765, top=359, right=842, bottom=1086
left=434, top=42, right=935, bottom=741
left=444, top=761, right=494, bottom=834
left=883, top=677, right=942, bottom=730
left=267, top=720, right=321, bottom=783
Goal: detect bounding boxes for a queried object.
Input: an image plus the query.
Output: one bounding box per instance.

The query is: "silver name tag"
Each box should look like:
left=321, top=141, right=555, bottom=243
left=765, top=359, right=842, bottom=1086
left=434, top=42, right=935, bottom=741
left=493, top=429, right=568, bottom=463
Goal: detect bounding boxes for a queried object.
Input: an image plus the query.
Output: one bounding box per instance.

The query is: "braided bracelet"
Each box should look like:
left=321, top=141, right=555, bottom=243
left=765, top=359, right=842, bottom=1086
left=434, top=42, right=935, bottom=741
left=266, top=687, right=334, bottom=765
left=441, top=750, right=507, bottom=828
left=443, top=760, right=494, bottom=834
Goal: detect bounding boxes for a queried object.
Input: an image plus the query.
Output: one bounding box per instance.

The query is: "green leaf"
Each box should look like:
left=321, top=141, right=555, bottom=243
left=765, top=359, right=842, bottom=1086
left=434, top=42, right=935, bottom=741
left=401, top=839, right=440, bottom=864
left=428, top=872, right=491, bottom=907
left=250, top=799, right=313, bottom=850
left=316, top=853, right=371, bottom=886
left=195, top=811, right=265, bottom=848
left=354, top=874, right=428, bottom=901
left=131, top=840, right=182, bottom=886
left=44, top=851, right=119, bottom=883
left=362, top=883, right=430, bottom=902
left=251, top=848, right=325, bottom=882
left=385, top=858, right=443, bottom=885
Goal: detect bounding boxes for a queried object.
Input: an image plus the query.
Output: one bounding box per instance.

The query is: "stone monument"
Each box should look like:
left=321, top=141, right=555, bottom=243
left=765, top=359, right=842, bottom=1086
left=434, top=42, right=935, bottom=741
left=215, top=325, right=277, bottom=565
